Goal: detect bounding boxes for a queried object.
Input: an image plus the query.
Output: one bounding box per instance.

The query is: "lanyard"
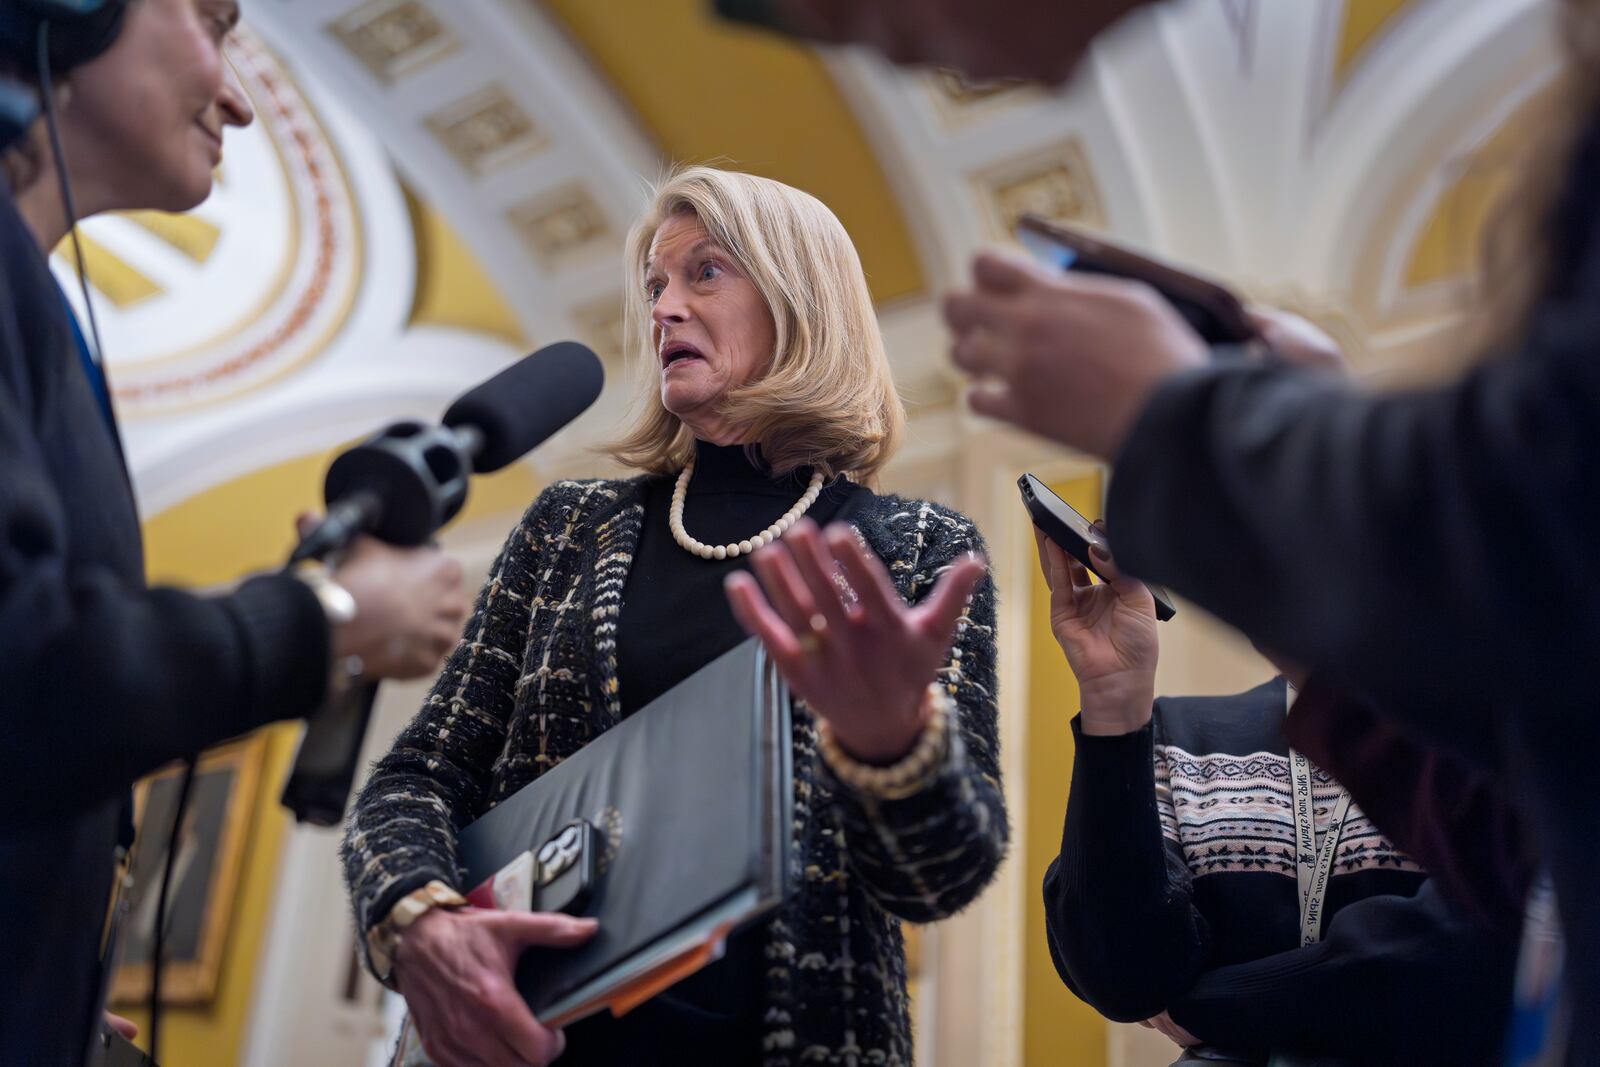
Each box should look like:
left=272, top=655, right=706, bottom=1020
left=1286, top=683, right=1351, bottom=946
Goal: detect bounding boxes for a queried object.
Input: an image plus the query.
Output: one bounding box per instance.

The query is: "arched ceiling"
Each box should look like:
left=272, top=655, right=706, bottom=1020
left=77, top=0, right=1562, bottom=576
left=541, top=0, right=925, bottom=304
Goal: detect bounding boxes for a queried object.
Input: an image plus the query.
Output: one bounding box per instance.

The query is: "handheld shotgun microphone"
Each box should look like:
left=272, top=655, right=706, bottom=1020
left=281, top=341, right=604, bottom=826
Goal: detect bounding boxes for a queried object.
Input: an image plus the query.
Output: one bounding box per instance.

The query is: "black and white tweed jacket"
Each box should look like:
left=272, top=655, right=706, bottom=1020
left=343, top=476, right=1008, bottom=1066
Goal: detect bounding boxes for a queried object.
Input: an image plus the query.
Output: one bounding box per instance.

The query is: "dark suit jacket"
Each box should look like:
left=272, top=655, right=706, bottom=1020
left=1105, top=108, right=1600, bottom=1063
left=0, top=188, right=329, bottom=1064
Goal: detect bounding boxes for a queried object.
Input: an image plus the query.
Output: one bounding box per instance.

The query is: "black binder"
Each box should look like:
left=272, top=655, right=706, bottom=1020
left=455, top=638, right=792, bottom=1026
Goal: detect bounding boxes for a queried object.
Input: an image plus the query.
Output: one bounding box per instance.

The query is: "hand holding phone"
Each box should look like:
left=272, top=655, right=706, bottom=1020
left=1018, top=474, right=1175, bottom=621
left=1015, top=215, right=1255, bottom=346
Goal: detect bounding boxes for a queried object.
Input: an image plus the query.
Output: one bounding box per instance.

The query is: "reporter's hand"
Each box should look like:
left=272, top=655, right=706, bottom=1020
left=294, top=514, right=468, bottom=680
left=945, top=250, right=1208, bottom=459
left=103, top=1012, right=138, bottom=1041
left=394, top=907, right=598, bottom=1067
left=1245, top=306, right=1345, bottom=372
left=1032, top=525, right=1157, bottom=735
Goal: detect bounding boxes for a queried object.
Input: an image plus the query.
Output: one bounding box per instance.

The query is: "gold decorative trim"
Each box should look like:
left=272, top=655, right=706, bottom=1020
left=570, top=294, right=628, bottom=371
left=110, top=735, right=268, bottom=1007
left=926, top=68, right=1034, bottom=128
left=974, top=141, right=1105, bottom=242
left=424, top=84, right=548, bottom=176
left=506, top=185, right=610, bottom=267
left=326, top=0, right=460, bottom=84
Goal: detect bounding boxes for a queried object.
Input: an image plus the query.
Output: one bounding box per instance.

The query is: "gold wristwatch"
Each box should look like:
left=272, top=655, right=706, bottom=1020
left=367, top=880, right=468, bottom=986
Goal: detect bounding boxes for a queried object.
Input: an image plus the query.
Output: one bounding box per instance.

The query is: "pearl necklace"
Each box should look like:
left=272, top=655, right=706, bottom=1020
left=670, top=458, right=826, bottom=560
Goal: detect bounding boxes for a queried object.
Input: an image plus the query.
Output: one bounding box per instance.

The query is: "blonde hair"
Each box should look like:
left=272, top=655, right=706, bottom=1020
left=605, top=166, right=904, bottom=484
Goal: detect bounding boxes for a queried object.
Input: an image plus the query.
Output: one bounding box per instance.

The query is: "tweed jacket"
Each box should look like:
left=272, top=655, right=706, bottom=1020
left=343, top=475, right=1008, bottom=1066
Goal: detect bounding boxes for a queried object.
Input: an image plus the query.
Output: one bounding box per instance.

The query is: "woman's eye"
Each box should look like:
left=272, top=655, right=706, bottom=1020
left=646, top=282, right=664, bottom=302
left=698, top=262, right=721, bottom=282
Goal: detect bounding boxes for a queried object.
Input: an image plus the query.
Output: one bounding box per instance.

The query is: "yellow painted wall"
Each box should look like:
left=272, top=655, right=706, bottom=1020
left=542, top=0, right=925, bottom=305
left=1024, top=473, right=1110, bottom=1067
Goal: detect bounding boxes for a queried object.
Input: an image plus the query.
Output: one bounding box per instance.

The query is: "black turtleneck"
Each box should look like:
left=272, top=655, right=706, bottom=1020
left=616, top=439, right=872, bottom=717
left=561, top=439, right=872, bottom=1066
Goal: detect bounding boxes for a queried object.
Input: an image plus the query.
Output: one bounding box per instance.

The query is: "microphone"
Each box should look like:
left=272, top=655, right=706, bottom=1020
left=281, top=341, right=604, bottom=827
left=289, top=341, right=604, bottom=564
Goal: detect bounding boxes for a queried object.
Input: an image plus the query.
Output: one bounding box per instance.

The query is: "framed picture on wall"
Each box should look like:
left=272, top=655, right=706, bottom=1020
left=110, top=735, right=267, bottom=1006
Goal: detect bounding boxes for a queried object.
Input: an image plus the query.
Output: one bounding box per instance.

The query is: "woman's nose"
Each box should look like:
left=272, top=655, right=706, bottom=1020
left=651, top=280, right=690, bottom=326
left=219, top=75, right=254, bottom=129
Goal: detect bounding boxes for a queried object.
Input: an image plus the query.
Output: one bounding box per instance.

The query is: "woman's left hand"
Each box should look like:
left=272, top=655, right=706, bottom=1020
left=726, top=518, right=986, bottom=764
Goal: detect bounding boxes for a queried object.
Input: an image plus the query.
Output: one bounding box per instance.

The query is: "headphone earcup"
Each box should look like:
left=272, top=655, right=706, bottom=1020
left=0, top=0, right=126, bottom=76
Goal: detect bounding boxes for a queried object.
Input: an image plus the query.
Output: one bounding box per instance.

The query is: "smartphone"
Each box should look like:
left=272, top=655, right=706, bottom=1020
left=1015, top=214, right=1256, bottom=346
left=1019, top=473, right=1176, bottom=621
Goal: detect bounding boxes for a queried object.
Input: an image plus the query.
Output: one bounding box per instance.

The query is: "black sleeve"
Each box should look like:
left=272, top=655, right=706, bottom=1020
left=0, top=216, right=330, bottom=825
left=1166, top=880, right=1518, bottom=1064
left=1106, top=267, right=1600, bottom=762
left=1104, top=113, right=1600, bottom=760
left=1042, top=715, right=1211, bottom=1022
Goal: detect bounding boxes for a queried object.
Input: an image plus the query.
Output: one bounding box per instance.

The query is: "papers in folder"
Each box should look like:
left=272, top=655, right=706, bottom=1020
left=455, top=638, right=791, bottom=1027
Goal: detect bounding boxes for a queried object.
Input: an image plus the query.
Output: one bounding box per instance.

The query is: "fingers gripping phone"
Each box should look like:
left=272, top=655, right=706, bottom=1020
left=1015, top=214, right=1257, bottom=346
left=1019, top=473, right=1177, bottom=621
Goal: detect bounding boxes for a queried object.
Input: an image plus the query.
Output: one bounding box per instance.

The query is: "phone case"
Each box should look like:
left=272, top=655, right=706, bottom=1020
left=1019, top=474, right=1177, bottom=621
left=1016, top=215, right=1256, bottom=346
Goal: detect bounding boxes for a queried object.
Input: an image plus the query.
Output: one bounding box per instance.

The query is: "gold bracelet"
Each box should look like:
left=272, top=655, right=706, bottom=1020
left=366, top=879, right=467, bottom=986
left=816, top=685, right=953, bottom=800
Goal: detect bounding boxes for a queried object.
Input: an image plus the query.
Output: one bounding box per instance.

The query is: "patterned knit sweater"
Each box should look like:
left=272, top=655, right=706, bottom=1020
left=343, top=476, right=1008, bottom=1066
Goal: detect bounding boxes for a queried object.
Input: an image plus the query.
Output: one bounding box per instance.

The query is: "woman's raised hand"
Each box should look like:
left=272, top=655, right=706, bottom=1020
left=725, top=519, right=985, bottom=764
left=394, top=907, right=597, bottom=1067
left=1032, top=524, right=1158, bottom=736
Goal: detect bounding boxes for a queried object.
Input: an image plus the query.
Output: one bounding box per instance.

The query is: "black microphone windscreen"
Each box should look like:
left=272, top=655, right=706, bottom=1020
left=443, top=342, right=604, bottom=473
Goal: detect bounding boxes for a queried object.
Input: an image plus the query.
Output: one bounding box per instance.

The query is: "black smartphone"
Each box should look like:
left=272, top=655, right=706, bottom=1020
left=1019, top=473, right=1176, bottom=621
left=1016, top=214, right=1256, bottom=346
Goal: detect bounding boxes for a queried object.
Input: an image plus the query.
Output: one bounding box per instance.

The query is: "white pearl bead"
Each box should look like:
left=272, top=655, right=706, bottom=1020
left=699, top=544, right=715, bottom=560
left=713, top=545, right=727, bottom=560
left=739, top=539, right=754, bottom=554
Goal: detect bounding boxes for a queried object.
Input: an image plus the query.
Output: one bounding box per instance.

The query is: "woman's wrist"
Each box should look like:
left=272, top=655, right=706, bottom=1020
left=818, top=685, right=952, bottom=798
left=1077, top=675, right=1154, bottom=736
left=820, top=687, right=932, bottom=766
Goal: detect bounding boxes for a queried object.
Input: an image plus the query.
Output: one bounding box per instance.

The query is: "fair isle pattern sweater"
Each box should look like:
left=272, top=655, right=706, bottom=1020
left=343, top=476, right=1008, bottom=1066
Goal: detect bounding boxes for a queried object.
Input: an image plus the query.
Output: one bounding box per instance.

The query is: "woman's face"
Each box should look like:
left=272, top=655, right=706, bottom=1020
left=64, top=0, right=253, bottom=214
left=644, top=213, right=777, bottom=445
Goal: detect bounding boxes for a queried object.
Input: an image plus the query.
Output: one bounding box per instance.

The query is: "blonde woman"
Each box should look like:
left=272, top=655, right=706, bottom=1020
left=344, top=167, right=1008, bottom=1067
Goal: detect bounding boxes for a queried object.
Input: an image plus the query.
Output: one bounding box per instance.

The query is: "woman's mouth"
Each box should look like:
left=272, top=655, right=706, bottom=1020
left=660, top=341, right=706, bottom=371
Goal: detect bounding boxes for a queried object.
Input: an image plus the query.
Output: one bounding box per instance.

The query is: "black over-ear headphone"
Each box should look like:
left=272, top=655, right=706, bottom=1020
left=0, top=0, right=127, bottom=151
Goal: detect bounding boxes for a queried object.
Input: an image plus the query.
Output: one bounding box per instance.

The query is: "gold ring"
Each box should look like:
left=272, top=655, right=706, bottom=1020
left=798, top=632, right=821, bottom=655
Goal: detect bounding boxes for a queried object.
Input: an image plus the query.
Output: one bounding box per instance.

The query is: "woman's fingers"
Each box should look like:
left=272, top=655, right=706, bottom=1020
left=490, top=990, right=560, bottom=1067
left=748, top=535, right=823, bottom=633
left=774, top=523, right=853, bottom=635
left=822, top=523, right=904, bottom=626
left=725, top=571, right=805, bottom=662
left=915, top=554, right=986, bottom=652
left=1086, top=533, right=1154, bottom=607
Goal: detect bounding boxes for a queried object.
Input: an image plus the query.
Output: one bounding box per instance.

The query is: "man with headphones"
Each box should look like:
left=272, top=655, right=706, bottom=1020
left=0, top=3, right=470, bottom=1063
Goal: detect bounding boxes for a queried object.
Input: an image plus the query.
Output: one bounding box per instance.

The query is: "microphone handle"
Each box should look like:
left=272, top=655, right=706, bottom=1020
left=288, top=490, right=383, bottom=565
left=281, top=678, right=381, bottom=827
